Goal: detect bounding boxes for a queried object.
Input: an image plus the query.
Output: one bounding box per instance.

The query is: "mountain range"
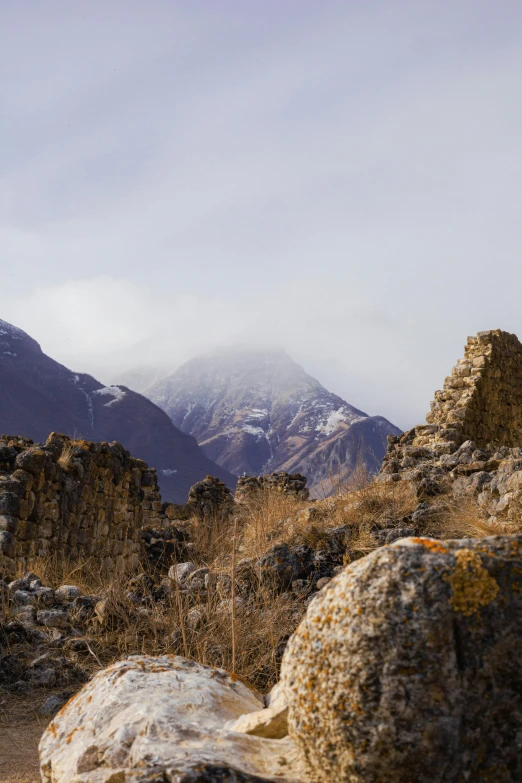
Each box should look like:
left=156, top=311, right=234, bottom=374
left=132, top=347, right=401, bottom=497
left=0, top=320, right=235, bottom=502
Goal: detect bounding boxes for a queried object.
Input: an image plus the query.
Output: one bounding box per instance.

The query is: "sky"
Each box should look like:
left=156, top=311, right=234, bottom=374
left=2, top=1, right=522, bottom=430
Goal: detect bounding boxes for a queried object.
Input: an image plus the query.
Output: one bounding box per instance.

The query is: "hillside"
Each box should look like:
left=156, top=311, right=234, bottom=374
left=0, top=320, right=235, bottom=502
left=145, top=347, right=401, bottom=495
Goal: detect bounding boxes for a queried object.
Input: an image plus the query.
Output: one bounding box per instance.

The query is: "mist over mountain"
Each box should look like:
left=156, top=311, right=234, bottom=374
left=0, top=320, right=235, bottom=502
left=141, top=347, right=401, bottom=496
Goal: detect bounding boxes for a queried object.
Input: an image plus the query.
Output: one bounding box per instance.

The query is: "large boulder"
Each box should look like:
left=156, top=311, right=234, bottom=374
left=281, top=534, right=522, bottom=783
left=40, top=655, right=307, bottom=783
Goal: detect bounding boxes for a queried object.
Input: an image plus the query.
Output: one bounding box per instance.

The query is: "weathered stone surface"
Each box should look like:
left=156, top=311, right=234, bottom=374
left=281, top=534, right=522, bottom=783
left=0, top=433, right=165, bottom=576
left=235, top=473, right=309, bottom=503
left=380, top=331, right=522, bottom=532
left=226, top=702, right=289, bottom=740
left=168, top=561, right=197, bottom=585
left=40, top=655, right=307, bottom=783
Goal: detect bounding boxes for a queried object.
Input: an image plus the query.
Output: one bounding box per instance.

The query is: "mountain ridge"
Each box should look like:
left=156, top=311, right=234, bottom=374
left=0, top=319, right=236, bottom=502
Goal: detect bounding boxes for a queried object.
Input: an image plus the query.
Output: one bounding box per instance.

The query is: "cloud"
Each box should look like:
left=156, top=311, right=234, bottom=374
left=2, top=2, right=522, bottom=430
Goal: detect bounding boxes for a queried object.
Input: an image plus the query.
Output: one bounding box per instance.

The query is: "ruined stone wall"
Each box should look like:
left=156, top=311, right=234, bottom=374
left=235, top=472, right=309, bottom=503
left=0, top=433, right=164, bottom=577
left=423, top=330, right=522, bottom=449
left=380, top=330, right=522, bottom=532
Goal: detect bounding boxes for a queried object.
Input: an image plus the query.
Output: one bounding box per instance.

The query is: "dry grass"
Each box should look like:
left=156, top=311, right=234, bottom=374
left=57, top=438, right=85, bottom=471
left=12, top=534, right=304, bottom=692
left=238, top=489, right=310, bottom=559
left=6, top=470, right=515, bottom=695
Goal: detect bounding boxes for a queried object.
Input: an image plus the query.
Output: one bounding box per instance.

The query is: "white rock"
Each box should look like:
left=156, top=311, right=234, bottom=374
left=168, top=561, right=196, bottom=585
left=55, top=584, right=82, bottom=601
left=226, top=702, right=289, bottom=739
left=227, top=680, right=289, bottom=739
left=39, top=654, right=308, bottom=783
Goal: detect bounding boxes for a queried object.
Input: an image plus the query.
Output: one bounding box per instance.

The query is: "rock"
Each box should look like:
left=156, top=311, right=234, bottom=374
left=36, top=609, right=69, bottom=628
left=0, top=530, right=15, bottom=558
left=281, top=533, right=522, bottom=783
left=34, top=587, right=56, bottom=606
left=186, top=475, right=234, bottom=520
left=314, top=577, right=331, bottom=591
left=55, top=584, right=81, bottom=601
left=40, top=695, right=66, bottom=717
left=168, top=561, right=197, bottom=585
left=236, top=472, right=310, bottom=503
left=258, top=543, right=311, bottom=590
left=30, top=667, right=57, bottom=687
left=226, top=701, right=289, bottom=739
left=39, top=655, right=306, bottom=783
left=186, top=605, right=207, bottom=630
left=12, top=605, right=36, bottom=625
left=187, top=566, right=210, bottom=583
left=377, top=526, right=416, bottom=544
left=12, top=588, right=36, bottom=605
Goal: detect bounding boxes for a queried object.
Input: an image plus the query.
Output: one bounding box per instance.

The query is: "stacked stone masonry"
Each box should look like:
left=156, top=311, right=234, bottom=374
left=381, top=329, right=522, bottom=531
left=422, top=329, right=522, bottom=450
left=235, top=472, right=309, bottom=503
left=0, top=433, right=164, bottom=577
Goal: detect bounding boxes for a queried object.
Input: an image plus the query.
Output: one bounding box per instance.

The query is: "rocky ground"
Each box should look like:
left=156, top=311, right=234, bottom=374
left=3, top=461, right=522, bottom=781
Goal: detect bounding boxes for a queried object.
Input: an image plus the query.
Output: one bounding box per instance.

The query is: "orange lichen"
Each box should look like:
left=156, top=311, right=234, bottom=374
left=409, top=538, right=449, bottom=554
left=446, top=548, right=499, bottom=616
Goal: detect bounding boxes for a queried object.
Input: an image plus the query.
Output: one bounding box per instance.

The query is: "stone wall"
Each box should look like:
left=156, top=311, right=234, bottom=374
left=380, top=329, right=522, bottom=532
left=424, top=329, right=522, bottom=449
left=235, top=472, right=309, bottom=503
left=0, top=433, right=164, bottom=577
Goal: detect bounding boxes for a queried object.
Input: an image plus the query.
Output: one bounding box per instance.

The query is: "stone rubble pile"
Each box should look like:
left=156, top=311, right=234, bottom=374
left=235, top=472, right=310, bottom=503
left=0, top=571, right=95, bottom=693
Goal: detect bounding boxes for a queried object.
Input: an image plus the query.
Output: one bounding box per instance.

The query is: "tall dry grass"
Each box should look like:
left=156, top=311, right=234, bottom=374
left=6, top=465, right=514, bottom=693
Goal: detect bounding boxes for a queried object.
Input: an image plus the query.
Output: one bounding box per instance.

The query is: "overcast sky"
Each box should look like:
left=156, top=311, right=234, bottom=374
left=2, top=1, right=522, bottom=429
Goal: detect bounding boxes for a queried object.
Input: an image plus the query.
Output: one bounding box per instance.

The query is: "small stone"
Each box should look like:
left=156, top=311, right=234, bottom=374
left=36, top=609, right=69, bottom=628
left=168, top=562, right=196, bottom=586
left=55, top=585, right=81, bottom=602
left=30, top=667, right=57, bottom=687
left=226, top=701, right=289, bottom=739
left=12, top=589, right=36, bottom=605
left=40, top=695, right=66, bottom=717
left=315, top=577, right=331, bottom=591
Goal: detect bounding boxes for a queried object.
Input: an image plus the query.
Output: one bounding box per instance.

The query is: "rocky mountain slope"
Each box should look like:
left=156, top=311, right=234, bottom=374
left=0, top=320, right=235, bottom=502
left=145, top=347, right=401, bottom=495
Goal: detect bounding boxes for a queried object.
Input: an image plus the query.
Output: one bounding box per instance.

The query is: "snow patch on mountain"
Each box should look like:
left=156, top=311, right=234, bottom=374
left=242, top=424, right=267, bottom=439
left=94, top=386, right=127, bottom=407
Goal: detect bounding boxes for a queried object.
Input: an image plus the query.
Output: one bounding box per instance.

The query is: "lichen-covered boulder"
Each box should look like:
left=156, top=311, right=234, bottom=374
left=40, top=655, right=307, bottom=783
left=281, top=534, right=522, bottom=783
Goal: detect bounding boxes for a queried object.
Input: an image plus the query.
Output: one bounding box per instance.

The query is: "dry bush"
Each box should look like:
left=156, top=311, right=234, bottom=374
left=57, top=438, right=85, bottom=472
left=421, top=491, right=522, bottom=541
left=238, top=488, right=310, bottom=559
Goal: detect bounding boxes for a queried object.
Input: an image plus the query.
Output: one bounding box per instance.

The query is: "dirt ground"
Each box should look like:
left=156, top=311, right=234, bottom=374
left=0, top=692, right=51, bottom=783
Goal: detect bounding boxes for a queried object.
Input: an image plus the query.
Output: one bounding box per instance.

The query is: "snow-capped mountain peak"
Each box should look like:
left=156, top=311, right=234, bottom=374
left=142, top=347, right=401, bottom=495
